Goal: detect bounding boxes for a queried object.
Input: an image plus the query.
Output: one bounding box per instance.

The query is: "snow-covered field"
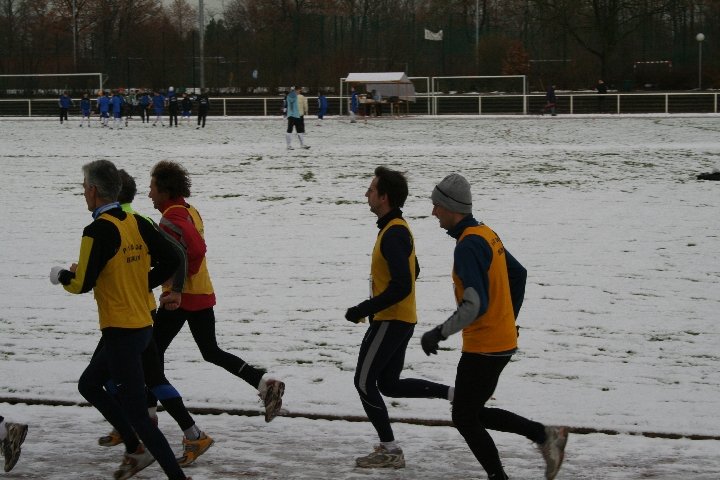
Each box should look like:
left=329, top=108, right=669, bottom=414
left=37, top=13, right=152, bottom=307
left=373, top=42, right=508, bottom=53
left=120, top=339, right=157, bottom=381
left=1, top=114, right=719, bottom=479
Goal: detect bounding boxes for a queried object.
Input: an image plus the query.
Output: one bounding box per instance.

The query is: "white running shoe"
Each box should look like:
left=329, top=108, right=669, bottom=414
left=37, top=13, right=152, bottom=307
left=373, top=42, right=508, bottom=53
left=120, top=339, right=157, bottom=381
left=113, top=444, right=155, bottom=480
left=355, top=444, right=405, bottom=469
left=539, top=426, right=569, bottom=480
left=2, top=422, right=28, bottom=472
left=260, top=379, right=285, bottom=422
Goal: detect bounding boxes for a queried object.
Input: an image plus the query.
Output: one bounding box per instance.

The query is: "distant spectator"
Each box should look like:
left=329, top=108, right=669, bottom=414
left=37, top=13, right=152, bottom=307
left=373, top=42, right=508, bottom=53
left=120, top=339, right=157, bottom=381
left=98, top=91, right=111, bottom=127
left=596, top=79, right=608, bottom=113
left=79, top=93, right=92, bottom=128
left=349, top=86, right=359, bottom=123
left=543, top=85, right=557, bottom=116
left=372, top=89, right=382, bottom=116
left=110, top=90, right=124, bottom=129
left=181, top=92, right=193, bottom=126
left=317, top=92, right=328, bottom=120
left=196, top=90, right=210, bottom=129
left=284, top=86, right=310, bottom=150
left=167, top=86, right=179, bottom=127
left=59, top=91, right=74, bottom=125
left=152, top=90, right=166, bottom=126
left=139, top=91, right=151, bottom=123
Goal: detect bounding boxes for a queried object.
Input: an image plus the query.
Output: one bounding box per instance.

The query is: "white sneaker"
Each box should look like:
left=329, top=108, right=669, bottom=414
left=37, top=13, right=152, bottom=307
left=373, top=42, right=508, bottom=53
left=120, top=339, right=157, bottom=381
left=2, top=423, right=28, bottom=472
left=355, top=444, right=405, bottom=469
left=539, top=426, right=568, bottom=480
left=301, top=145, right=311, bottom=149
left=259, top=379, right=285, bottom=422
left=287, top=145, right=294, bottom=150
left=113, top=444, right=155, bottom=480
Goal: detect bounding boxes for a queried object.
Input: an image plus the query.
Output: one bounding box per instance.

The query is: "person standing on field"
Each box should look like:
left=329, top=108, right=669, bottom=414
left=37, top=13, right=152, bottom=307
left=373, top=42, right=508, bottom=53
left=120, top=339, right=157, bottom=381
left=167, top=87, right=179, bottom=127
left=180, top=93, right=193, bottom=126
left=196, top=90, right=209, bottom=129
left=284, top=86, right=310, bottom=150
left=317, top=92, right=328, bottom=120
left=421, top=173, right=568, bottom=480
left=346, top=166, right=453, bottom=469
left=349, top=86, right=359, bottom=123
left=152, top=90, right=166, bottom=126
left=59, top=91, right=74, bottom=125
left=139, top=91, right=151, bottom=124
left=110, top=90, right=125, bottom=129
left=79, top=93, right=92, bottom=127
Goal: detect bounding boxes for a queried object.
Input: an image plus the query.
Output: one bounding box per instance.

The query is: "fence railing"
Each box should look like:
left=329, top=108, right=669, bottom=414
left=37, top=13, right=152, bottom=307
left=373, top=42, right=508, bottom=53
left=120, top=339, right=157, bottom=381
left=1, top=92, right=718, bottom=117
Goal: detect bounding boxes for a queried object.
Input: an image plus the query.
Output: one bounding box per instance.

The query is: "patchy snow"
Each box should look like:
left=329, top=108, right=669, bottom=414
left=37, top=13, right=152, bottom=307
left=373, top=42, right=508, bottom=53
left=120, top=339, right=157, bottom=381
left=1, top=114, right=719, bottom=479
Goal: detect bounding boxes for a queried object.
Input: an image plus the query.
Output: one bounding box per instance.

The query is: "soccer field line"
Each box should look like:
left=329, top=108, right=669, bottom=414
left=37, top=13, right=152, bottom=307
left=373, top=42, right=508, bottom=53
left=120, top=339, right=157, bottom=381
left=1, top=395, right=717, bottom=442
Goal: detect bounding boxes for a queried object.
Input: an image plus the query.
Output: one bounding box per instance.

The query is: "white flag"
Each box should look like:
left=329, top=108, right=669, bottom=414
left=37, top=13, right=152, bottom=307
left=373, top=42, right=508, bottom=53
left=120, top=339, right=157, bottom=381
left=424, top=28, right=443, bottom=41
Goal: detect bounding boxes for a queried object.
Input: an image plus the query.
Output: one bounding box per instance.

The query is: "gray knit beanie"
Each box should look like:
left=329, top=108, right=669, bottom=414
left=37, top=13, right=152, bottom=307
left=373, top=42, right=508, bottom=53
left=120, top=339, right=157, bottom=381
left=431, top=173, right=472, bottom=214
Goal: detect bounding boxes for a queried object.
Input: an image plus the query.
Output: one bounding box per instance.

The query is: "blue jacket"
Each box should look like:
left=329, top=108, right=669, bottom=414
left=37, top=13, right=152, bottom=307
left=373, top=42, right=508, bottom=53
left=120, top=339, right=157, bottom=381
left=98, top=96, right=111, bottom=113
left=139, top=94, right=150, bottom=107
left=350, top=91, right=359, bottom=113
left=59, top=95, right=73, bottom=109
left=318, top=95, right=328, bottom=111
left=152, top=94, right=165, bottom=111
left=80, top=98, right=91, bottom=113
left=111, top=95, right=124, bottom=113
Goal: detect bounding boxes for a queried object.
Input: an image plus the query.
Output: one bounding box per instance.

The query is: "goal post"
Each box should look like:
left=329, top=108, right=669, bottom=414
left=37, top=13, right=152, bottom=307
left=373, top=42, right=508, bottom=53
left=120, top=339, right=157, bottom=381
left=0, top=73, right=104, bottom=96
left=431, top=75, right=527, bottom=115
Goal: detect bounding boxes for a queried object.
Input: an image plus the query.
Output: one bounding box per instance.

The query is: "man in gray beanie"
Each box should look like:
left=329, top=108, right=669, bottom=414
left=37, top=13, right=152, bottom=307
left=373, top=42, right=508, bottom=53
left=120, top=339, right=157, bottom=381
left=422, top=173, right=569, bottom=480
left=430, top=173, right=472, bottom=214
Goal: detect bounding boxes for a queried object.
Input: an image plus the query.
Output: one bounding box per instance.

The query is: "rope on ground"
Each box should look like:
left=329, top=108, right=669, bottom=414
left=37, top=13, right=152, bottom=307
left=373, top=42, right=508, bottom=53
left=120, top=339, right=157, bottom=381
left=1, top=396, right=717, bottom=441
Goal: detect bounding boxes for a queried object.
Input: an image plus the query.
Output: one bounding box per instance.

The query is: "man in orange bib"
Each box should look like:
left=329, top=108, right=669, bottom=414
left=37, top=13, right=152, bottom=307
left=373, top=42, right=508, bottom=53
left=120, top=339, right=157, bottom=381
left=421, top=173, right=568, bottom=480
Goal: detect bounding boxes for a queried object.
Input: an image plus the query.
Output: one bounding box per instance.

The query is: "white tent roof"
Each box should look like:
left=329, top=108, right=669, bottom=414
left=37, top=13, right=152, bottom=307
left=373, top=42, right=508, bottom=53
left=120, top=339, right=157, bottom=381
left=345, top=72, right=411, bottom=84
left=345, top=72, right=416, bottom=102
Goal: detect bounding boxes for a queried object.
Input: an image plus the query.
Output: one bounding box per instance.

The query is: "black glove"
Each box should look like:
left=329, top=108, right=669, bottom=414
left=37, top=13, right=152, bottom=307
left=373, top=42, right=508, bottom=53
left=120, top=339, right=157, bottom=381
left=345, top=306, right=364, bottom=323
left=421, top=325, right=445, bottom=356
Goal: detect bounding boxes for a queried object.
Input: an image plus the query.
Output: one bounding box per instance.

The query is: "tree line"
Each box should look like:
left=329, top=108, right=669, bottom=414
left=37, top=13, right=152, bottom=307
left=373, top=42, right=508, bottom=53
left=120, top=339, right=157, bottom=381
left=0, top=0, right=718, bottom=94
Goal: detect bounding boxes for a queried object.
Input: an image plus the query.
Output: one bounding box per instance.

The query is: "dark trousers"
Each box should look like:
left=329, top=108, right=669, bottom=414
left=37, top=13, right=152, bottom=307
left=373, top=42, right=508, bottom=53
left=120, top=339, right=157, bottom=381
left=452, top=353, right=545, bottom=476
left=92, top=331, right=195, bottom=431
left=169, top=107, right=178, bottom=126
left=78, top=327, right=186, bottom=480
left=355, top=320, right=450, bottom=442
left=151, top=307, right=264, bottom=397
left=286, top=116, right=305, bottom=134
left=197, top=110, right=207, bottom=127
left=59, top=108, right=68, bottom=122
left=140, top=107, right=149, bottom=122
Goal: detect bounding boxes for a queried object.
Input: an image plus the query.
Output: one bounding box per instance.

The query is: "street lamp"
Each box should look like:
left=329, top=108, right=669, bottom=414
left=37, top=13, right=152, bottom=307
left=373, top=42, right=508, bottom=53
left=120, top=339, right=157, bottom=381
left=696, top=33, right=705, bottom=90
left=199, top=0, right=205, bottom=90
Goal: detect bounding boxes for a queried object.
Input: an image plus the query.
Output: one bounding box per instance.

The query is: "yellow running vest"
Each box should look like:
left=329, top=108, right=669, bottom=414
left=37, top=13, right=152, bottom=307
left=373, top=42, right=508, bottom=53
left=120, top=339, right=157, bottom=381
left=162, top=204, right=214, bottom=295
left=94, top=213, right=154, bottom=330
left=452, top=225, right=517, bottom=353
left=370, top=218, right=417, bottom=323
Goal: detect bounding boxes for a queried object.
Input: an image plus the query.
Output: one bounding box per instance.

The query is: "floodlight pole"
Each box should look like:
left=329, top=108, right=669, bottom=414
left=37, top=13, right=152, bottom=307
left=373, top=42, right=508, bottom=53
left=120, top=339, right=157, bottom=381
left=475, top=0, right=479, bottom=72
left=72, top=0, right=77, bottom=71
left=199, top=0, right=205, bottom=89
left=696, top=33, right=705, bottom=90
